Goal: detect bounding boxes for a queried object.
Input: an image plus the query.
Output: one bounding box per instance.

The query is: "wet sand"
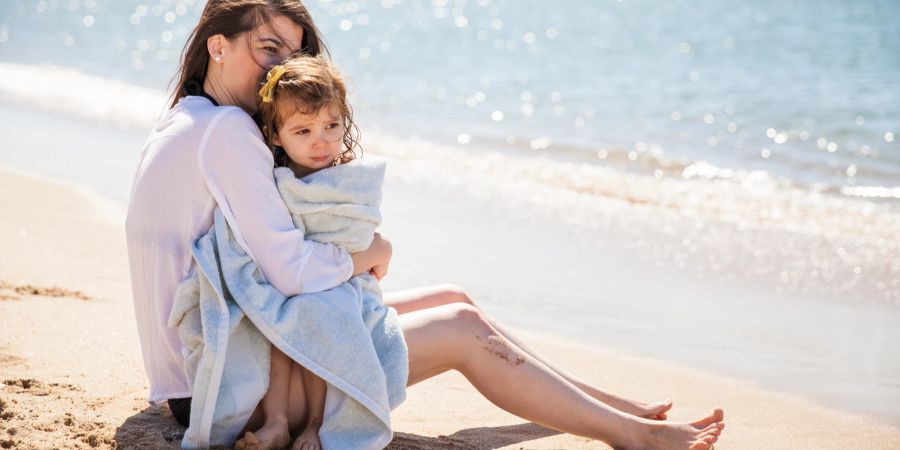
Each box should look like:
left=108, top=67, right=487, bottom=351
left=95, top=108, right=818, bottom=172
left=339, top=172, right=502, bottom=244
left=1, top=165, right=899, bottom=449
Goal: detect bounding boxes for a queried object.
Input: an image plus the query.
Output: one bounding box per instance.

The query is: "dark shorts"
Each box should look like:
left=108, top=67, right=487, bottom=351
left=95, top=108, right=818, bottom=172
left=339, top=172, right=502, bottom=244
left=167, top=397, right=192, bottom=427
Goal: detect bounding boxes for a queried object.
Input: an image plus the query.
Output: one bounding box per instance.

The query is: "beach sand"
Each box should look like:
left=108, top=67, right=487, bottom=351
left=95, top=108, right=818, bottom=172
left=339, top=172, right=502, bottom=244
left=1, top=165, right=899, bottom=449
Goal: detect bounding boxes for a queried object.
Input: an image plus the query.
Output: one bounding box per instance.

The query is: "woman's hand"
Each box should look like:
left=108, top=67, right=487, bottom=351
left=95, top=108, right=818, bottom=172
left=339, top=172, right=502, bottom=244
left=351, top=232, right=392, bottom=280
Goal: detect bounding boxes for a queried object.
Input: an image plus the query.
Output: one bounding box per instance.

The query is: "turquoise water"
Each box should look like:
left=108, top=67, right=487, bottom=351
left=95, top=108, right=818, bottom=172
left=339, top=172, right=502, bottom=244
left=1, top=0, right=899, bottom=193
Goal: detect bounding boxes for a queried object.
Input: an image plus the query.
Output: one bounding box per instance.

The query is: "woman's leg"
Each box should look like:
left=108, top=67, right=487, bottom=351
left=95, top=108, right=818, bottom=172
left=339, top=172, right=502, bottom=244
left=399, top=302, right=724, bottom=449
left=234, top=347, right=300, bottom=450
left=384, top=284, right=671, bottom=420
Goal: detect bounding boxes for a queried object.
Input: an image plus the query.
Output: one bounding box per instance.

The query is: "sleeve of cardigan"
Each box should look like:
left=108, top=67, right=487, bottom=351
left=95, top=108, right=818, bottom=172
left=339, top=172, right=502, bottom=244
left=198, top=107, right=353, bottom=296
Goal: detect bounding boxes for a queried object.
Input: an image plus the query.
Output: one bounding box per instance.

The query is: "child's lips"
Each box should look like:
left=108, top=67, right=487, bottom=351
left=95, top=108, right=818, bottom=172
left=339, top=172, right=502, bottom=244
left=310, top=155, right=332, bottom=162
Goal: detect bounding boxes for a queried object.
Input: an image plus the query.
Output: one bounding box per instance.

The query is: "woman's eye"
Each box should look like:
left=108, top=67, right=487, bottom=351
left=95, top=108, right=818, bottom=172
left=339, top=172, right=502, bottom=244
left=263, top=47, right=277, bottom=53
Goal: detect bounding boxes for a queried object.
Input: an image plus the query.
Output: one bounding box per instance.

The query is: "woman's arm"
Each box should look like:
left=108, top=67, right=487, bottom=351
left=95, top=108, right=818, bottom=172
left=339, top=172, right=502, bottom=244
left=199, top=109, right=385, bottom=295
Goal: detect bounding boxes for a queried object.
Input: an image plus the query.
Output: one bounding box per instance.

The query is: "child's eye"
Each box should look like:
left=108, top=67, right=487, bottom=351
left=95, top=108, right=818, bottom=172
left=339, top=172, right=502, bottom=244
left=295, top=129, right=310, bottom=135
left=326, top=122, right=340, bottom=130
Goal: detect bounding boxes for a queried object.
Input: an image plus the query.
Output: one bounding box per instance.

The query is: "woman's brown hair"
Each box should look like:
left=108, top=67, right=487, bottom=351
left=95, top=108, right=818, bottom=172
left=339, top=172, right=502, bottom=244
left=257, top=55, right=362, bottom=168
left=170, top=0, right=328, bottom=108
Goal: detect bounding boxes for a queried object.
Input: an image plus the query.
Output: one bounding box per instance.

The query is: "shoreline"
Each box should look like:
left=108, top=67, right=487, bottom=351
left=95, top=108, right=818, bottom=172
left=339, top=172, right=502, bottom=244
left=2, top=165, right=900, bottom=448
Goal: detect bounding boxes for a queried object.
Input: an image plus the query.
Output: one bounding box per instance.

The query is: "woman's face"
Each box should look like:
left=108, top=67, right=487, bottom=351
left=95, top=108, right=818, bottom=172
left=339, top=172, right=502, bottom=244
left=217, top=15, right=305, bottom=112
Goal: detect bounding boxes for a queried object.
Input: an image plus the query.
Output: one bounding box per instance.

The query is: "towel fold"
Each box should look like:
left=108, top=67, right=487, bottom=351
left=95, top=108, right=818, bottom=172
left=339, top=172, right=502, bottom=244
left=169, top=157, right=408, bottom=449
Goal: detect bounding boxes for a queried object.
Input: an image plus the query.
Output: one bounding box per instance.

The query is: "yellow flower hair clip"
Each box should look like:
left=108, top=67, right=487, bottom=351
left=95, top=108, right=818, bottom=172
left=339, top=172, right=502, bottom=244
left=258, top=65, right=286, bottom=103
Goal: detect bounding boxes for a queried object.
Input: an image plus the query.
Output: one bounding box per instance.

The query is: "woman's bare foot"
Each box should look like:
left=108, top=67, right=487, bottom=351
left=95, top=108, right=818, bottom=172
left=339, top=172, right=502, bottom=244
left=291, top=425, right=323, bottom=450
left=622, top=408, right=725, bottom=450
left=608, top=397, right=673, bottom=420
left=234, top=419, right=291, bottom=450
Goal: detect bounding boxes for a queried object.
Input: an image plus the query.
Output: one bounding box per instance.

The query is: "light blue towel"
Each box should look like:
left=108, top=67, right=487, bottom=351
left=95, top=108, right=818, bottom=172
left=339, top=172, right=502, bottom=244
left=168, top=157, right=408, bottom=449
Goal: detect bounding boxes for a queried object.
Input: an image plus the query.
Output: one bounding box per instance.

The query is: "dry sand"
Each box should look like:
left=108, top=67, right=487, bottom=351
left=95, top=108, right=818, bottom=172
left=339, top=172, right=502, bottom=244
left=1, top=165, right=899, bottom=449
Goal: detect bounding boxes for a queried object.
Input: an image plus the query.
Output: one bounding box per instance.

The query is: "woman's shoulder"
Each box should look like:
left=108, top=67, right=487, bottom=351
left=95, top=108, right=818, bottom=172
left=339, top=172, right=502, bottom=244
left=186, top=98, right=259, bottom=132
left=190, top=103, right=271, bottom=168
left=152, top=99, right=265, bottom=163
left=169, top=96, right=256, bottom=135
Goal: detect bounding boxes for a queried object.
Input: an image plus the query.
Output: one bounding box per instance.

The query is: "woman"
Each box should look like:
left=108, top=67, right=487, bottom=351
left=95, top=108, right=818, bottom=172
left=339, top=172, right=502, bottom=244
left=125, top=1, right=725, bottom=449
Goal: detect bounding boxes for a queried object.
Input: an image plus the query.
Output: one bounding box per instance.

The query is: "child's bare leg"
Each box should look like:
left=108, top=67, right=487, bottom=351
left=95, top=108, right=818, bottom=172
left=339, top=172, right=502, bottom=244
left=292, top=365, right=326, bottom=450
left=235, top=346, right=293, bottom=450
left=286, top=361, right=310, bottom=431
left=383, top=284, right=672, bottom=419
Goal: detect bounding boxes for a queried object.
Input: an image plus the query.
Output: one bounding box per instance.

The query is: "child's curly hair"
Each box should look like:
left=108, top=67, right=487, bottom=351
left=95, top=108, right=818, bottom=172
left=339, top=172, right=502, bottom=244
left=257, top=54, right=361, bottom=168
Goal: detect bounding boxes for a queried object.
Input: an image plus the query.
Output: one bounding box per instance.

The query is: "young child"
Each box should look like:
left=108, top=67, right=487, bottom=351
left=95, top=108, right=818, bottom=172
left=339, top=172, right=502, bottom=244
left=234, top=55, right=362, bottom=450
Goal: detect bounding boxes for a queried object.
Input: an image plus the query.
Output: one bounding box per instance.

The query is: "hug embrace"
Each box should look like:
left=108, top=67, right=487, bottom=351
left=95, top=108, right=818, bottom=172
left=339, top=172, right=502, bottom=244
left=125, top=1, right=725, bottom=449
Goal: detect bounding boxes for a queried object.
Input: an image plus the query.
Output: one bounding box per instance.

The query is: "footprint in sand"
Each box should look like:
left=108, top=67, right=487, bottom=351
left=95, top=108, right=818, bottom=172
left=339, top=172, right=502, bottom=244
left=0, top=281, right=91, bottom=301
left=0, top=398, right=16, bottom=449
left=0, top=397, right=13, bottom=421
left=0, top=351, right=25, bottom=367
left=1, top=379, right=111, bottom=448
left=2, top=379, right=83, bottom=397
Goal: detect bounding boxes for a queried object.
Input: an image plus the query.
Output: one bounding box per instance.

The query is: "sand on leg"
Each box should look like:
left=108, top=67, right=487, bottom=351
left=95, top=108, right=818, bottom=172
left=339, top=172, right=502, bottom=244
left=398, top=302, right=724, bottom=449
left=384, top=284, right=672, bottom=420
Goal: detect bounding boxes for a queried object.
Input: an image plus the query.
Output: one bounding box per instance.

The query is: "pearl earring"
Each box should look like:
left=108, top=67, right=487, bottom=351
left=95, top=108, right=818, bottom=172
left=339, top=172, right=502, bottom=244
left=214, top=54, right=222, bottom=63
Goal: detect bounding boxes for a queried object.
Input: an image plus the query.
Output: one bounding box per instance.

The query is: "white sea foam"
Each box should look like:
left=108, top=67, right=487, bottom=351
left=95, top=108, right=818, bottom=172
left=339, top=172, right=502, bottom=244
left=840, top=185, right=900, bottom=200
left=365, top=130, right=900, bottom=304
left=0, top=62, right=169, bottom=131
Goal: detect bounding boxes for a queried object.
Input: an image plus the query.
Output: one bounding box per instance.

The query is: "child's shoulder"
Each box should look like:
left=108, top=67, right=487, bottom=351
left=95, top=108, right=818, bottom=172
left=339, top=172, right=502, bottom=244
left=330, top=156, right=387, bottom=181
left=344, top=155, right=387, bottom=171
left=274, top=157, right=386, bottom=188
left=273, top=166, right=296, bottom=182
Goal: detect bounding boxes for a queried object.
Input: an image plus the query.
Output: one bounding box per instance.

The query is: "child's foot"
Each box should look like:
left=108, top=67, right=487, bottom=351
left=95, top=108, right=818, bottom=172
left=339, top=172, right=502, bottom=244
left=234, top=420, right=291, bottom=450
left=623, top=408, right=725, bottom=450
left=291, top=425, right=323, bottom=450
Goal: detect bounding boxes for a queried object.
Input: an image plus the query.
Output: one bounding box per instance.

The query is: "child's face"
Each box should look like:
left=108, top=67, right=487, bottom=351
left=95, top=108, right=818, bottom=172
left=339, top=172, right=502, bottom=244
left=274, top=103, right=344, bottom=176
